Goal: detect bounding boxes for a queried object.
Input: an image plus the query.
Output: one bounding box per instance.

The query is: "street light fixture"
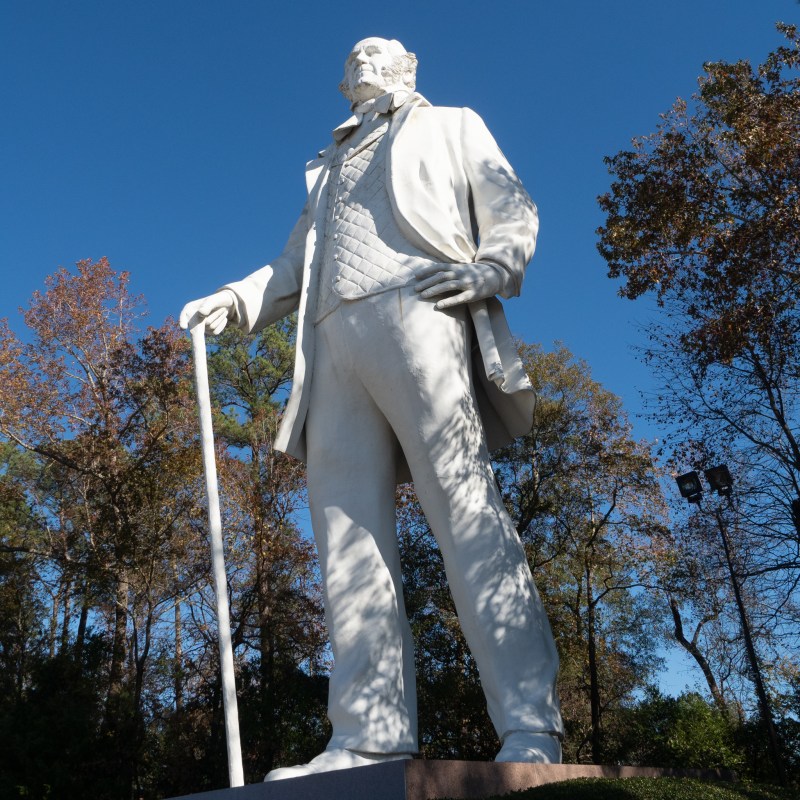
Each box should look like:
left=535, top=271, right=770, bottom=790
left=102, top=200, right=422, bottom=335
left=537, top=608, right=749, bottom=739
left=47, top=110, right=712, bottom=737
left=705, top=465, right=733, bottom=497
left=675, top=470, right=703, bottom=504
left=791, top=498, right=800, bottom=536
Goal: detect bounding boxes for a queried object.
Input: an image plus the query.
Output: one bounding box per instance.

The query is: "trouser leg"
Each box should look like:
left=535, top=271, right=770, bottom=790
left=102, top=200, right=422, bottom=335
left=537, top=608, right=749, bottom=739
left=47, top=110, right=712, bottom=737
left=305, top=308, right=417, bottom=754
left=343, top=287, right=563, bottom=742
left=412, top=454, right=562, bottom=740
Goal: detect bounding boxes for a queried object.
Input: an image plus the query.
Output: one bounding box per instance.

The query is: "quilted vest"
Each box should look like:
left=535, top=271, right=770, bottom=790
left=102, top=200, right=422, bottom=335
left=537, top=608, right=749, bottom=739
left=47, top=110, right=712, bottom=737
left=315, top=117, right=443, bottom=322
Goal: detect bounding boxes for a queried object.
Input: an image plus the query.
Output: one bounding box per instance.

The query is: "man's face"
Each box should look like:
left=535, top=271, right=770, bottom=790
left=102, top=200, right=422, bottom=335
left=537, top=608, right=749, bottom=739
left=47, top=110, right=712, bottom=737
left=343, top=38, right=399, bottom=103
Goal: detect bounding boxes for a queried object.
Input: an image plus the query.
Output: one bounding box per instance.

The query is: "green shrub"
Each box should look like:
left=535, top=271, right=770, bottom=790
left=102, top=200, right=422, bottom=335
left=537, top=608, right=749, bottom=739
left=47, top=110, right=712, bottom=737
left=608, top=690, right=744, bottom=771
left=469, top=777, right=795, bottom=800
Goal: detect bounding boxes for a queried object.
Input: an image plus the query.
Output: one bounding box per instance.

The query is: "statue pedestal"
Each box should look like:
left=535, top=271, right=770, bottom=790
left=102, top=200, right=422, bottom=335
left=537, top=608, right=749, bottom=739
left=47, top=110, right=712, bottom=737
left=168, top=760, right=737, bottom=800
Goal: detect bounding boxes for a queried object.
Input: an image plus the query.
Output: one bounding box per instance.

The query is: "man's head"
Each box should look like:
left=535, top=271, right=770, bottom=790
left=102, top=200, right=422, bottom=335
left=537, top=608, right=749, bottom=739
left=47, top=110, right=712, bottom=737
left=339, top=37, right=418, bottom=105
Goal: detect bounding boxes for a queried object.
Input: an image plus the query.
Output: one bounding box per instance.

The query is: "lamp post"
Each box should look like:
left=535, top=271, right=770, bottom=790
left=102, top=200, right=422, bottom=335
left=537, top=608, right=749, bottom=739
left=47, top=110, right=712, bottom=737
left=675, top=466, right=785, bottom=786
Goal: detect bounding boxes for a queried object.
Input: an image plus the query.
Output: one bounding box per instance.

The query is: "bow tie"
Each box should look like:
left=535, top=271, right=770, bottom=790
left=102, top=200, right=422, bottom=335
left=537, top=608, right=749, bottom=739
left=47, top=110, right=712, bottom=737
left=352, top=91, right=402, bottom=116
left=332, top=89, right=411, bottom=143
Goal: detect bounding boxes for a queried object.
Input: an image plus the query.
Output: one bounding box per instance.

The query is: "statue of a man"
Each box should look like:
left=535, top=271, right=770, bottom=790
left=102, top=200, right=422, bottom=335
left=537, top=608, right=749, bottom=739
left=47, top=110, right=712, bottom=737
left=181, top=37, right=563, bottom=781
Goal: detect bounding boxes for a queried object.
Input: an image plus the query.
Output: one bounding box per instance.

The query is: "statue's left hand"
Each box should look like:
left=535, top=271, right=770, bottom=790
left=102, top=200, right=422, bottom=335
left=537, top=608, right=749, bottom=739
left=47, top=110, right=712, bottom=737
left=415, top=262, right=502, bottom=310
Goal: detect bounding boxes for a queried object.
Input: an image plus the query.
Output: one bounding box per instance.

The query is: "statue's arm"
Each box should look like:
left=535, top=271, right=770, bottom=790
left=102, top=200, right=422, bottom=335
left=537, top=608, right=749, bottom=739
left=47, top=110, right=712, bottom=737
left=460, top=107, right=538, bottom=298
left=180, top=206, right=308, bottom=334
left=413, top=108, right=538, bottom=311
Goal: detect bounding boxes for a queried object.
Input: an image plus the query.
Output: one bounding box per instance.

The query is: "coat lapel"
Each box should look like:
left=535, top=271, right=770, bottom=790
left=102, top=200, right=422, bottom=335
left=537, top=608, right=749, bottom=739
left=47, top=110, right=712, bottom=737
left=305, top=153, right=329, bottom=203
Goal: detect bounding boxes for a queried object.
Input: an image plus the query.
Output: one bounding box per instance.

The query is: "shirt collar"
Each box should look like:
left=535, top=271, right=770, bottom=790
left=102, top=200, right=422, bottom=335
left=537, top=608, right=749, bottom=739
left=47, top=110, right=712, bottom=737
left=331, top=89, right=412, bottom=143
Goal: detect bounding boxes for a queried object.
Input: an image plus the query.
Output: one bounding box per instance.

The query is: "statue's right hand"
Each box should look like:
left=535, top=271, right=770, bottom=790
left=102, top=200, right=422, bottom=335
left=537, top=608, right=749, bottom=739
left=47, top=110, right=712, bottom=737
left=179, top=290, right=236, bottom=334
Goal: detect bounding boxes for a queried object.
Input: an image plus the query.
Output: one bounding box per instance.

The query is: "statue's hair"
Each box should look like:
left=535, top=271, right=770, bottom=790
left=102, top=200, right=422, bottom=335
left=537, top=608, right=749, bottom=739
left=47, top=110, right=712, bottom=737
left=339, top=51, right=418, bottom=102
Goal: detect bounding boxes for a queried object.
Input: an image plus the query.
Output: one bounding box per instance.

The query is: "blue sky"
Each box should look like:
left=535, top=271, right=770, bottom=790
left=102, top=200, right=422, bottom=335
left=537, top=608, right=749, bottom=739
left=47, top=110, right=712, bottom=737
left=1, top=1, right=797, bottom=694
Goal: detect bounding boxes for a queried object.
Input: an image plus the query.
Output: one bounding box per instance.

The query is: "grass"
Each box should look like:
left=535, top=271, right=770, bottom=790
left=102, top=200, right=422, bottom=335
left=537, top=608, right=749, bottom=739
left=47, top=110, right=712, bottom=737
left=464, top=777, right=796, bottom=800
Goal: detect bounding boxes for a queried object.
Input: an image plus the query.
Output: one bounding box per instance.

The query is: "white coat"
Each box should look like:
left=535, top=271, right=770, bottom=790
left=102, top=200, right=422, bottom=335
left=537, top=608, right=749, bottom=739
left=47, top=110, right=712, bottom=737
left=225, top=95, right=538, bottom=476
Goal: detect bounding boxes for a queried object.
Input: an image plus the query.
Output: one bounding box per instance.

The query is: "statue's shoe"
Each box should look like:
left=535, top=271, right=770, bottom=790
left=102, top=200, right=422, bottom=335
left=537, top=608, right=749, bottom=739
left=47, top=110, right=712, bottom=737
left=495, top=732, right=562, bottom=764
left=264, top=748, right=411, bottom=781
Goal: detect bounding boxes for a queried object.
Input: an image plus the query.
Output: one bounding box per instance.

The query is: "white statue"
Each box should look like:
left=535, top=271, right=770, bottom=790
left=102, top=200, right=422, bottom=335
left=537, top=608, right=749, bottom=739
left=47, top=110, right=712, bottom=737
left=180, top=37, right=563, bottom=781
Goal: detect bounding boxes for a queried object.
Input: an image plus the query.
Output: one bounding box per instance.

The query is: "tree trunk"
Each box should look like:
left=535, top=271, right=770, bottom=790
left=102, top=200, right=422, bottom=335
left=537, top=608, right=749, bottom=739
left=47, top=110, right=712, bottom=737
left=48, top=580, right=61, bottom=657
left=74, top=593, right=90, bottom=662
left=104, top=569, right=130, bottom=741
left=131, top=607, right=154, bottom=800
left=585, top=563, right=602, bottom=764
left=59, top=576, right=72, bottom=653
left=668, top=595, right=728, bottom=711
left=101, top=568, right=133, bottom=800
left=174, top=596, right=183, bottom=711
left=256, top=523, right=277, bottom=771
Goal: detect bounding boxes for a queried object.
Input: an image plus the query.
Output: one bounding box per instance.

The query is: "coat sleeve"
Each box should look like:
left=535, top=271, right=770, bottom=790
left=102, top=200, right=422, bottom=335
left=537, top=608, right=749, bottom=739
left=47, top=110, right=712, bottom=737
left=221, top=204, right=309, bottom=334
left=460, top=108, right=538, bottom=298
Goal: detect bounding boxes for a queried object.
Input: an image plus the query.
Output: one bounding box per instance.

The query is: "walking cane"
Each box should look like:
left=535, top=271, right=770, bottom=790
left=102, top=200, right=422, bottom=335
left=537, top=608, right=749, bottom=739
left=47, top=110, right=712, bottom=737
left=190, top=320, right=245, bottom=788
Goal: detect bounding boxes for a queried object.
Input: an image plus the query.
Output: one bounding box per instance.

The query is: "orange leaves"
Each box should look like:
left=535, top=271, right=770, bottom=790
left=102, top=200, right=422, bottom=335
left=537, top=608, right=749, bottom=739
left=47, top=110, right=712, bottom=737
left=0, top=318, right=28, bottom=434
left=0, top=258, right=197, bottom=488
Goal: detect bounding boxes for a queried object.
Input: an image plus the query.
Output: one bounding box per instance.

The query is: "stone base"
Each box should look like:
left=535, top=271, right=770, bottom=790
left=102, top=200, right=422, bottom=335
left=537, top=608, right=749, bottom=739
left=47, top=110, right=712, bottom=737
left=167, top=760, right=737, bottom=800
